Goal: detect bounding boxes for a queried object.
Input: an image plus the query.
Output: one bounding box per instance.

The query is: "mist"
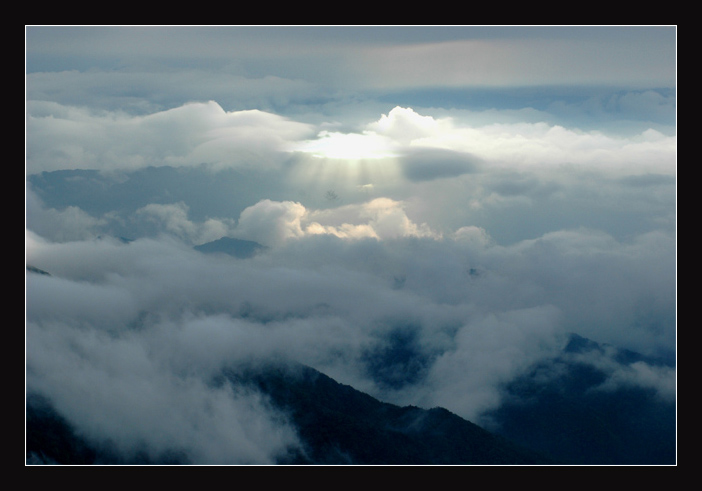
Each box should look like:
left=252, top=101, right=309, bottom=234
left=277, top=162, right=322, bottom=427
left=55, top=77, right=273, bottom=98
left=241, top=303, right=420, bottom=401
left=26, top=25, right=676, bottom=464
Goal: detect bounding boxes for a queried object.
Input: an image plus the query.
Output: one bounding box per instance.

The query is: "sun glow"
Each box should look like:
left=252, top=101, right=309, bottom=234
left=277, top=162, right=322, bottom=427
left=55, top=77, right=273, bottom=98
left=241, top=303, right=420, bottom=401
left=291, top=130, right=400, bottom=160
left=287, top=130, right=403, bottom=197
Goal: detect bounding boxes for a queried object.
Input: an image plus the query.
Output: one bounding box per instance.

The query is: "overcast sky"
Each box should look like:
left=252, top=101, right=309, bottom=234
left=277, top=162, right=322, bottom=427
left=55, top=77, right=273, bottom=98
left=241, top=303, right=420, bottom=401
left=25, top=26, right=676, bottom=464
left=26, top=26, right=675, bottom=121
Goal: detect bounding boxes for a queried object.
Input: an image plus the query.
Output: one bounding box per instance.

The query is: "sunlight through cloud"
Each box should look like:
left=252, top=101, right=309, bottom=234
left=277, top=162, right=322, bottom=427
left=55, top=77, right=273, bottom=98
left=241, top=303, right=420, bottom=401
left=25, top=26, right=677, bottom=466
left=291, top=130, right=400, bottom=160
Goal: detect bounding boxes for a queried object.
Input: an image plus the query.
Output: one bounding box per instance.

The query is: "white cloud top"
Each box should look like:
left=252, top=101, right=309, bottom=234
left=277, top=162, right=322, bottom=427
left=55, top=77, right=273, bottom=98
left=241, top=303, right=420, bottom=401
left=27, top=102, right=676, bottom=177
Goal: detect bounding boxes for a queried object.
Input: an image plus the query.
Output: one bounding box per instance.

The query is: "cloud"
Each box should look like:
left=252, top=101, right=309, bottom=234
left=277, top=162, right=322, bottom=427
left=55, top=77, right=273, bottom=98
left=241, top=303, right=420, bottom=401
left=26, top=169, right=676, bottom=365
left=25, top=100, right=676, bottom=256
left=27, top=27, right=676, bottom=96
left=232, top=197, right=439, bottom=247
left=26, top=192, right=675, bottom=462
left=136, top=202, right=235, bottom=246
left=422, top=305, right=564, bottom=421
left=367, top=106, right=446, bottom=144
left=600, top=361, right=676, bottom=402
left=354, top=197, right=437, bottom=239
left=406, top=119, right=675, bottom=174
left=26, top=100, right=314, bottom=174
left=544, top=89, right=676, bottom=131
left=27, top=68, right=324, bottom=115
left=281, top=106, right=675, bottom=246
left=234, top=199, right=307, bottom=247
left=398, top=147, right=480, bottom=182
left=25, top=27, right=676, bottom=464
left=26, top=102, right=676, bottom=188
left=289, top=130, right=399, bottom=160
left=293, top=106, right=675, bottom=178
left=26, top=314, right=301, bottom=464
left=352, top=30, right=675, bottom=90
left=26, top=185, right=106, bottom=242
left=561, top=345, right=676, bottom=402
left=482, top=228, right=676, bottom=356
left=453, top=226, right=494, bottom=248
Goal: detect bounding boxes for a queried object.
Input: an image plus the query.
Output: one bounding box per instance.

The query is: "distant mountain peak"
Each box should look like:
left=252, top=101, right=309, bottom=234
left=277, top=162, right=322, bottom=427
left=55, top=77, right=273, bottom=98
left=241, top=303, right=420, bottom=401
left=194, top=237, right=266, bottom=259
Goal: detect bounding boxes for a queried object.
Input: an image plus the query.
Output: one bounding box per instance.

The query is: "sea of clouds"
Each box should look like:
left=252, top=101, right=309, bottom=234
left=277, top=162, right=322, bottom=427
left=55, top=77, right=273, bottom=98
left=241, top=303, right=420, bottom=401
left=26, top=101, right=676, bottom=464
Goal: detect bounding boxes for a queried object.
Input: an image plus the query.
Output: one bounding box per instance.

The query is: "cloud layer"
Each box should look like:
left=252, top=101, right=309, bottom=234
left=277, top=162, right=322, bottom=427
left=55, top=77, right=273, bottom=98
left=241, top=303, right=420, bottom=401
left=26, top=194, right=676, bottom=463
left=26, top=26, right=676, bottom=464
left=27, top=103, right=676, bottom=177
left=26, top=100, right=315, bottom=174
left=26, top=26, right=676, bottom=118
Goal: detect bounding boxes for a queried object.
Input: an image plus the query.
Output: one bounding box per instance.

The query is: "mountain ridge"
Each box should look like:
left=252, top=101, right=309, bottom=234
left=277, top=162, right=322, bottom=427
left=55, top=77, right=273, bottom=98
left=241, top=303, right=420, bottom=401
left=26, top=361, right=555, bottom=465
left=219, top=361, right=555, bottom=465
left=483, top=333, right=676, bottom=465
left=25, top=333, right=675, bottom=465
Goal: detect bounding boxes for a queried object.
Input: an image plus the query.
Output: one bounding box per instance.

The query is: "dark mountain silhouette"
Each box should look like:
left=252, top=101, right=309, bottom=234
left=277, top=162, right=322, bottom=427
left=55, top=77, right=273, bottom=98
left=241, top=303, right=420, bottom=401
left=194, top=237, right=266, bottom=259
left=25, top=334, right=675, bottom=465
left=26, top=393, right=98, bottom=465
left=217, top=362, right=555, bottom=465
left=483, top=333, right=676, bottom=465
left=26, top=394, right=186, bottom=465
left=26, top=362, right=554, bottom=465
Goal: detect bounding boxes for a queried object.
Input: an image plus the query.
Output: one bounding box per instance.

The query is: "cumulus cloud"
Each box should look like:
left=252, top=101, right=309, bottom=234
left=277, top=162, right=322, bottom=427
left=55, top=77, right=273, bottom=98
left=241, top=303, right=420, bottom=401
left=367, top=106, right=446, bottom=144
left=26, top=100, right=314, bottom=174
left=28, top=100, right=673, bottom=182
left=26, top=101, right=676, bottom=189
left=383, top=113, right=676, bottom=174
left=232, top=197, right=439, bottom=247
left=292, top=106, right=676, bottom=181
left=356, top=197, right=437, bottom=239
left=234, top=199, right=307, bottom=247
left=294, top=107, right=675, bottom=244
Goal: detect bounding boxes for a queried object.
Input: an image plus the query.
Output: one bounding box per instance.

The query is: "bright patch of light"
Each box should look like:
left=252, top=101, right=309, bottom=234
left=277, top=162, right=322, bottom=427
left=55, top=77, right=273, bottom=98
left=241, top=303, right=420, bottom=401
left=291, top=130, right=399, bottom=160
